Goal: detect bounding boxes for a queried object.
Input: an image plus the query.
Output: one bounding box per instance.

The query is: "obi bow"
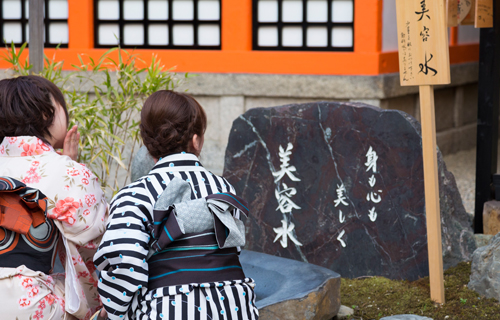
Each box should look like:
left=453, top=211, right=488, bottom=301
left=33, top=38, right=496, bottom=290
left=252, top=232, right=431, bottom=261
left=147, top=177, right=249, bottom=256
left=0, top=177, right=47, bottom=235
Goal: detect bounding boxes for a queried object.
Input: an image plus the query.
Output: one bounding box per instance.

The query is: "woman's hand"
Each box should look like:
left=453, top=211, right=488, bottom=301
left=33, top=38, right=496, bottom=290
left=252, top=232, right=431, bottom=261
left=57, top=125, right=80, bottom=161
left=100, top=308, right=108, bottom=319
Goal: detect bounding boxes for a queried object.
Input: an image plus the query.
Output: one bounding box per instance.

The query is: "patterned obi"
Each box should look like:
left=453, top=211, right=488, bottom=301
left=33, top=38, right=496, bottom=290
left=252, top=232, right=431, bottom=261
left=146, top=177, right=250, bottom=290
left=0, top=177, right=59, bottom=274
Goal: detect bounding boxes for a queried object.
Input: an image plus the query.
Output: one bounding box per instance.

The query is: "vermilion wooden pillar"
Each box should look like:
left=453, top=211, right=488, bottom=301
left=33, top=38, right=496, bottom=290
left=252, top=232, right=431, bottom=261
left=222, top=0, right=252, bottom=51
left=68, top=0, right=94, bottom=49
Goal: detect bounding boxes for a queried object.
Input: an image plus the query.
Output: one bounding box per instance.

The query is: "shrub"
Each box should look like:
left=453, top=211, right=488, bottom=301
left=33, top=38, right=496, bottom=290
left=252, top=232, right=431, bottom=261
left=1, top=43, right=188, bottom=197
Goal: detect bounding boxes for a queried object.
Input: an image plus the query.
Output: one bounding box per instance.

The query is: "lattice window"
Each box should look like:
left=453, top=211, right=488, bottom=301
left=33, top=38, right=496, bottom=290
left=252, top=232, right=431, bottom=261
left=0, top=0, right=68, bottom=47
left=253, top=0, right=354, bottom=51
left=94, top=0, right=221, bottom=49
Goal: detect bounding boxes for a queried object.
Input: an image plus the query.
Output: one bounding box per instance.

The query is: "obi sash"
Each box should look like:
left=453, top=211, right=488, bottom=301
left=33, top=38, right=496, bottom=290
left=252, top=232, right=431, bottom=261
left=0, top=177, right=59, bottom=274
left=145, top=177, right=250, bottom=289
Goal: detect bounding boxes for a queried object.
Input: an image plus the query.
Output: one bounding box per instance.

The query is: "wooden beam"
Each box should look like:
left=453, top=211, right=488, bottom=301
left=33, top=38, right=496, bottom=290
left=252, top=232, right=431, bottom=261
left=28, top=0, right=44, bottom=74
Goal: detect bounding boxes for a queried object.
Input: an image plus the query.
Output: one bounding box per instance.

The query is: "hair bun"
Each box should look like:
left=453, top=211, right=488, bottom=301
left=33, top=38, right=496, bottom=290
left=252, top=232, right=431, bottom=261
left=140, top=90, right=207, bottom=159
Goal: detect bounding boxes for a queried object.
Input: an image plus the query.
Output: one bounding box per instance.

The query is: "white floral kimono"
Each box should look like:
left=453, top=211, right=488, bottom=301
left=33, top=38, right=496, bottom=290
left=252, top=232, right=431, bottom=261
left=0, top=136, right=109, bottom=320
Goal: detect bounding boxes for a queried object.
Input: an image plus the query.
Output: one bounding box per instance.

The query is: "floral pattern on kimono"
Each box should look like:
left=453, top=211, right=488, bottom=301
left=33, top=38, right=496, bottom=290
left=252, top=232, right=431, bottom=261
left=0, top=136, right=109, bottom=320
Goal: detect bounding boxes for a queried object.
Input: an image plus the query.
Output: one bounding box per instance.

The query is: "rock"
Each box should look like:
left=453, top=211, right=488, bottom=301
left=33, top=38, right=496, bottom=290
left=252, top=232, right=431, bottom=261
left=332, top=305, right=354, bottom=320
left=468, top=233, right=500, bottom=301
left=438, top=150, right=477, bottom=269
left=130, top=146, right=155, bottom=182
left=483, top=201, right=500, bottom=235
left=223, top=102, right=476, bottom=280
left=475, top=234, right=494, bottom=248
left=240, top=250, right=341, bottom=320
left=380, top=316, right=433, bottom=320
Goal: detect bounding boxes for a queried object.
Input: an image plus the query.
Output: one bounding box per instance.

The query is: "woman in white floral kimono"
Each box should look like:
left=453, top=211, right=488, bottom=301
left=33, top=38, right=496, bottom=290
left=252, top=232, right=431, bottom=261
left=0, top=76, right=108, bottom=320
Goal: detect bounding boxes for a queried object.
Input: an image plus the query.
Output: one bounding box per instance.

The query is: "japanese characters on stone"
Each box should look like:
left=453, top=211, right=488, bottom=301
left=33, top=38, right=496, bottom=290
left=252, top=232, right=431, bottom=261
left=271, top=142, right=383, bottom=250
left=365, top=146, right=382, bottom=222
left=272, top=143, right=303, bottom=248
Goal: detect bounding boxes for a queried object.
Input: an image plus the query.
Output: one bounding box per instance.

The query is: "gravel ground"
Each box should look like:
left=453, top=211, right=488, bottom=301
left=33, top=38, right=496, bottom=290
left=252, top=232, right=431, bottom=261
left=443, top=142, right=500, bottom=217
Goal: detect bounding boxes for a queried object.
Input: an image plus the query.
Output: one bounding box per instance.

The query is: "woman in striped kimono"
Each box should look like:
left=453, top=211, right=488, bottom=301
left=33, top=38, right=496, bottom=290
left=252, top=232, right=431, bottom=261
left=94, top=90, right=259, bottom=320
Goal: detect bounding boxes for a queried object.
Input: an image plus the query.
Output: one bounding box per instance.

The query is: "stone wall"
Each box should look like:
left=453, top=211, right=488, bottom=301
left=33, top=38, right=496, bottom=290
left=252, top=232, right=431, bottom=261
left=0, top=62, right=480, bottom=175
left=183, top=62, right=479, bottom=174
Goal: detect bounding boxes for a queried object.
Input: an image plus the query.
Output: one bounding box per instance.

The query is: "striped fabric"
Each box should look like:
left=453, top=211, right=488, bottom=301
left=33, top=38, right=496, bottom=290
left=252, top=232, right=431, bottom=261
left=147, top=230, right=245, bottom=289
left=94, top=153, right=259, bottom=320
left=134, top=279, right=258, bottom=320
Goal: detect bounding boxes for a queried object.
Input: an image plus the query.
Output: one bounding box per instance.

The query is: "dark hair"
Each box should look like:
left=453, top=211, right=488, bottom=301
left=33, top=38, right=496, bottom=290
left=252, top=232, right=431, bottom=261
left=140, top=90, right=207, bottom=159
left=0, top=75, right=68, bottom=145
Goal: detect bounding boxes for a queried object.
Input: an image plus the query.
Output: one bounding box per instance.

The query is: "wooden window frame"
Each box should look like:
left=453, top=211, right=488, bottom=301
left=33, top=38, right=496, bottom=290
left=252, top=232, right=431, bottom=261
left=93, top=0, right=222, bottom=50
left=0, top=0, right=69, bottom=48
left=0, top=0, right=480, bottom=76
left=252, top=0, right=355, bottom=52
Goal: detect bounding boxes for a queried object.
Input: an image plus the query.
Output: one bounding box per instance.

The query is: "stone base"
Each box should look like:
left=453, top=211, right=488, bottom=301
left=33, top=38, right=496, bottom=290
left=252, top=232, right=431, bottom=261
left=333, top=305, right=354, bottom=320
left=483, top=201, right=500, bottom=235
left=475, top=234, right=494, bottom=248
left=380, top=316, right=433, bottom=320
left=239, top=250, right=341, bottom=320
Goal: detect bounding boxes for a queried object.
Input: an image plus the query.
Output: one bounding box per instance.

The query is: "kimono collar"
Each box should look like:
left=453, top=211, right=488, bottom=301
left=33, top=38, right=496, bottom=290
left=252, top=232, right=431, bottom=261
left=0, top=136, right=54, bottom=157
left=152, top=152, right=203, bottom=170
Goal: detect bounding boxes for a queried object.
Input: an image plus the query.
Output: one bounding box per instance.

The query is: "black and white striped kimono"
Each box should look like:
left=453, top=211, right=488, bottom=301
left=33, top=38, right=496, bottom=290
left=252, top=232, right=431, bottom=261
left=93, top=153, right=259, bottom=320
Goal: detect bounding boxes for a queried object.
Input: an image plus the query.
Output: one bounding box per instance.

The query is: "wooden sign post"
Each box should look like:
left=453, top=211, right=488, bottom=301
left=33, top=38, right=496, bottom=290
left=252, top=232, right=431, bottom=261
left=461, top=0, right=477, bottom=25
left=458, top=0, right=473, bottom=24
left=446, top=0, right=458, bottom=27
left=475, top=0, right=493, bottom=28
left=395, top=0, right=451, bottom=304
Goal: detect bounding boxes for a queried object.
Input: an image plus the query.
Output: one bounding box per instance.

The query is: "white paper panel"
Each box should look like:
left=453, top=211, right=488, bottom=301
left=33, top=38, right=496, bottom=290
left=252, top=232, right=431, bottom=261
left=173, top=24, right=194, bottom=45
left=332, top=0, right=353, bottom=23
left=198, top=0, right=219, bottom=21
left=98, top=24, right=120, bottom=44
left=282, top=26, right=302, bottom=47
left=3, top=0, right=22, bottom=19
left=3, top=22, right=22, bottom=43
left=307, top=0, right=327, bottom=22
left=48, top=0, right=68, bottom=19
left=149, top=24, right=169, bottom=45
left=48, top=22, right=68, bottom=43
left=173, top=0, right=194, bottom=20
left=331, top=26, right=352, bottom=47
left=124, top=24, right=144, bottom=44
left=258, top=26, right=278, bottom=46
left=306, top=26, right=327, bottom=47
left=198, top=24, right=219, bottom=45
left=98, top=0, right=119, bottom=20
left=148, top=0, right=168, bottom=20
left=282, top=0, right=302, bottom=22
left=124, top=0, right=144, bottom=20
left=25, top=0, right=29, bottom=18
left=258, top=0, right=278, bottom=22
left=382, top=0, right=398, bottom=51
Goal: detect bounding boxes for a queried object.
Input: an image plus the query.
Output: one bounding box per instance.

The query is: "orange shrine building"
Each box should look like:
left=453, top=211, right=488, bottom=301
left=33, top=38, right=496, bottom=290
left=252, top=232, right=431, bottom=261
left=0, top=0, right=481, bottom=173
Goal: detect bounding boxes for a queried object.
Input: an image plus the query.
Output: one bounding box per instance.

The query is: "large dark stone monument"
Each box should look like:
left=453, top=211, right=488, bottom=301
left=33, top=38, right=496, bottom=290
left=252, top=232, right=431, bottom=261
left=223, top=102, right=476, bottom=280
